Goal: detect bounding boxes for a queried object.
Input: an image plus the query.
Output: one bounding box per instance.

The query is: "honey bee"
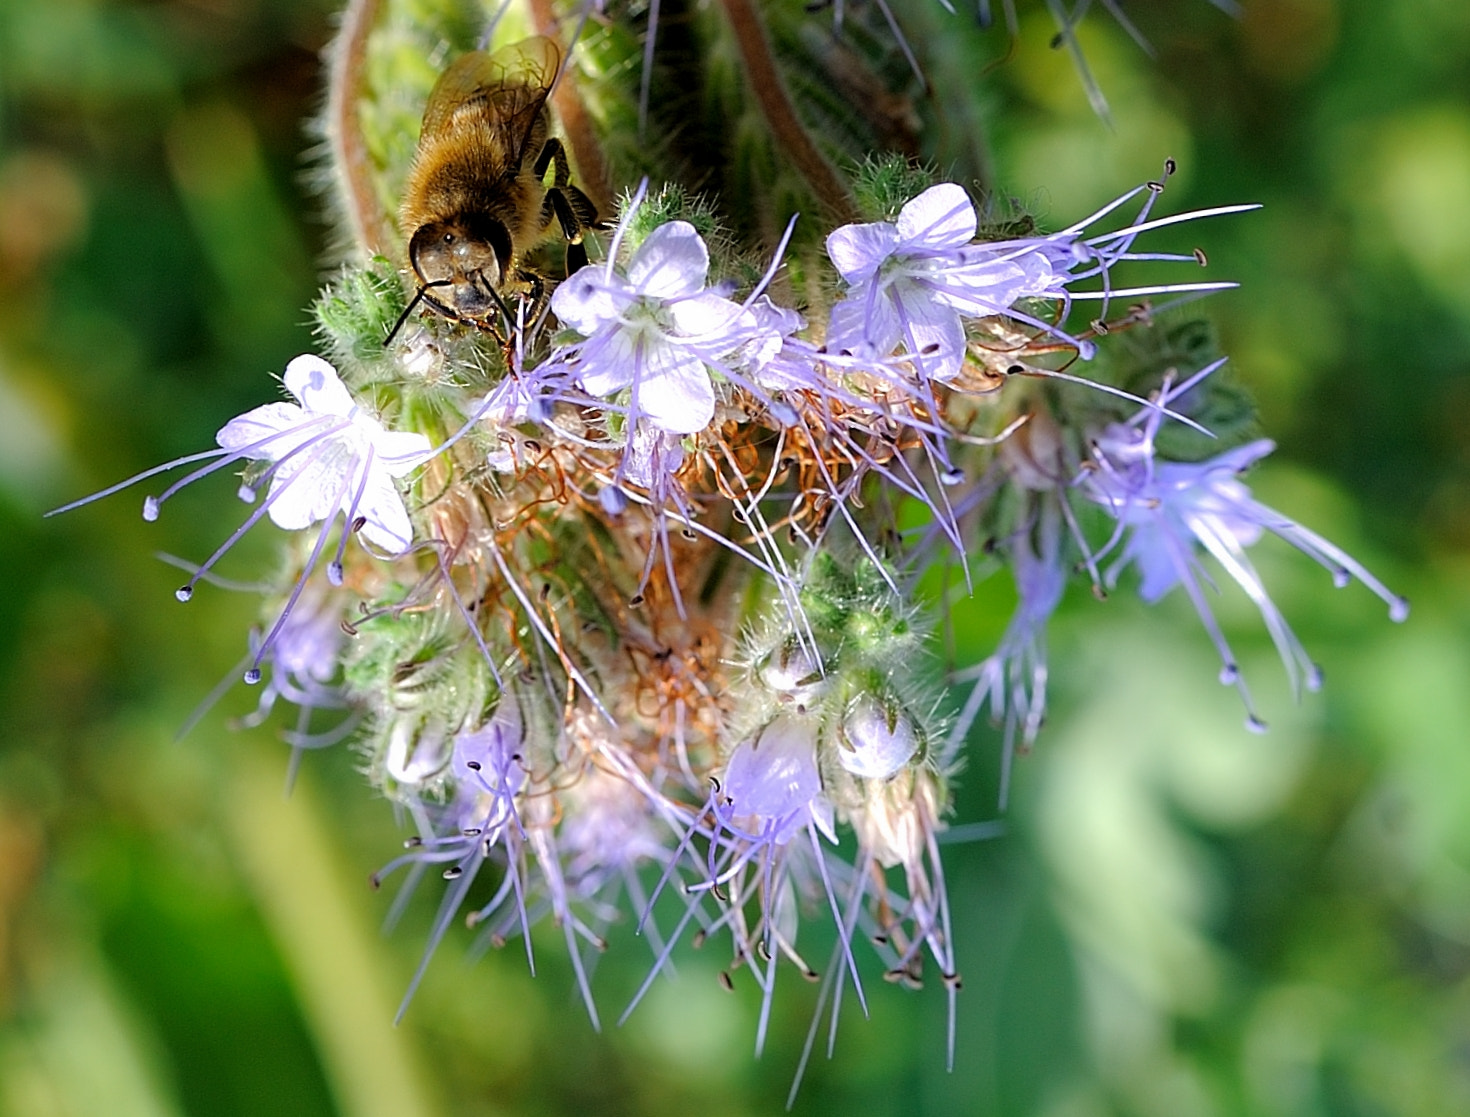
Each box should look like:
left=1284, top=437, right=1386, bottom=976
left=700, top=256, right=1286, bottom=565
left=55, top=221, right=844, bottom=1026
left=391, top=35, right=600, bottom=341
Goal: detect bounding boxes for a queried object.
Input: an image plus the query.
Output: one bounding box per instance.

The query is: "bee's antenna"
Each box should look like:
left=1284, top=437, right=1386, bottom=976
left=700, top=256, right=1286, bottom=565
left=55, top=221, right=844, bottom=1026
left=384, top=280, right=451, bottom=348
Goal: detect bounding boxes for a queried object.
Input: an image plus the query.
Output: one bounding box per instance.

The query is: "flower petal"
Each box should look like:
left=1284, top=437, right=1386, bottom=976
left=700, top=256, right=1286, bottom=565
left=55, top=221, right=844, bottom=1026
left=265, top=451, right=353, bottom=533
left=284, top=354, right=355, bottom=417
left=826, top=220, right=900, bottom=285
left=896, top=183, right=977, bottom=252
left=635, top=341, right=716, bottom=434
left=216, top=401, right=312, bottom=460
left=375, top=429, right=433, bottom=476
left=892, top=282, right=966, bottom=381
left=666, top=291, right=753, bottom=350
left=551, top=267, right=632, bottom=335
left=354, top=466, right=416, bottom=553
left=627, top=221, right=709, bottom=299
left=724, top=718, right=820, bottom=822
left=826, top=280, right=901, bottom=360
left=577, top=327, right=640, bottom=397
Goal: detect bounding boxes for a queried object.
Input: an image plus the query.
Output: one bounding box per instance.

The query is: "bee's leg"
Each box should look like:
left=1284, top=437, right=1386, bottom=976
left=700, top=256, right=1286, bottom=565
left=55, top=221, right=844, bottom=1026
left=564, top=183, right=602, bottom=230
left=545, top=188, right=586, bottom=246
left=533, top=137, right=573, bottom=189
left=565, top=237, right=589, bottom=275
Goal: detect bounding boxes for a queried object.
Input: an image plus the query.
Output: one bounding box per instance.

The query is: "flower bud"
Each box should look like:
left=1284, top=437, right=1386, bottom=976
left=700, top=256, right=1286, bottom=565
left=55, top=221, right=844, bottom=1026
left=838, top=696, right=919, bottom=780
left=759, top=637, right=829, bottom=707
left=384, top=713, right=453, bottom=787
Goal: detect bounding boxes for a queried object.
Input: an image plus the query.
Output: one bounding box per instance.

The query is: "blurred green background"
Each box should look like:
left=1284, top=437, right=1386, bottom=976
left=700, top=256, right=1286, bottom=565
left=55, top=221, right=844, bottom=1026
left=2, top=1, right=1468, bottom=1114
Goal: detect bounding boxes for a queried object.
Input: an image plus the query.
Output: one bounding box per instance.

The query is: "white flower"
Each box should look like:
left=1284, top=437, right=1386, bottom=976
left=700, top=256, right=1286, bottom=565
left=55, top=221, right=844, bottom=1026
left=825, top=182, right=1069, bottom=381
left=217, top=355, right=431, bottom=554
left=550, top=221, right=760, bottom=435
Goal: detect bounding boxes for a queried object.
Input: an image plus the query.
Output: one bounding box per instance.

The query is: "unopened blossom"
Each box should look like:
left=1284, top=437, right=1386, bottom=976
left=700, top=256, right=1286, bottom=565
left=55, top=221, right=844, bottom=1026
left=217, top=354, right=431, bottom=554
left=550, top=220, right=760, bottom=435
left=825, top=182, right=1070, bottom=381
left=721, top=716, right=836, bottom=845
left=838, top=696, right=920, bottom=780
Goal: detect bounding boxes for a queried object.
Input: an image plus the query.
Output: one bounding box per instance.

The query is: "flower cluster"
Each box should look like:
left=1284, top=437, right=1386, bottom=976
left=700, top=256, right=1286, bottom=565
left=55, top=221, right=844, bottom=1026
left=55, top=149, right=1406, bottom=1089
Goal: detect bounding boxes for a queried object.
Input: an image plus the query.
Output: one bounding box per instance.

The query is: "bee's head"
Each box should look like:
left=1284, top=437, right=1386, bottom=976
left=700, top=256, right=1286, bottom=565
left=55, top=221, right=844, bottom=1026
left=408, top=215, right=514, bottom=318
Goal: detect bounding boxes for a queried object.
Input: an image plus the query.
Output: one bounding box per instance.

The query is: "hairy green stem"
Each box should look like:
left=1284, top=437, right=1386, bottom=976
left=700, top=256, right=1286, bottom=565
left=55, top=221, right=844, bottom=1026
left=326, top=0, right=393, bottom=260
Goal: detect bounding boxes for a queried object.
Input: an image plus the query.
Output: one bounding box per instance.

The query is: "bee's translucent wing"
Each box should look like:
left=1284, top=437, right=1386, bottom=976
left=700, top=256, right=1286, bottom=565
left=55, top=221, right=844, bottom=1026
left=420, top=35, right=562, bottom=144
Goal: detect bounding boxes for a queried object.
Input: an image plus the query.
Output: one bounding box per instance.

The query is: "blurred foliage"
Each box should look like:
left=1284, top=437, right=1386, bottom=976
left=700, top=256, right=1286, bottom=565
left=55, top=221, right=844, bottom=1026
left=2, top=1, right=1468, bottom=1115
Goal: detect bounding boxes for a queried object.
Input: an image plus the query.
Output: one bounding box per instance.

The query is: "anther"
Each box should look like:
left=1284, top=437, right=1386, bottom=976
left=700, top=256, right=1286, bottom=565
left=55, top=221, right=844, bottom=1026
left=143, top=496, right=161, bottom=521
left=443, top=865, right=464, bottom=880
left=628, top=594, right=644, bottom=608
left=718, top=971, right=734, bottom=992
left=1091, top=318, right=1109, bottom=335
left=1006, top=364, right=1024, bottom=376
left=467, top=760, right=482, bottom=770
left=327, top=560, right=344, bottom=586
left=243, top=667, right=261, bottom=685
left=403, top=836, right=423, bottom=848
left=175, top=586, right=193, bottom=602
left=1164, top=157, right=1177, bottom=176
left=1193, top=248, right=1208, bottom=266
left=1245, top=715, right=1268, bottom=734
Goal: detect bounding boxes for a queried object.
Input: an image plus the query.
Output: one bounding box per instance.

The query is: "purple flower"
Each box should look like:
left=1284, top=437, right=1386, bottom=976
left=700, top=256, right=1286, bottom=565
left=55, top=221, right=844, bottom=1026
left=824, top=179, right=1257, bottom=383
left=550, top=220, right=760, bottom=435
left=1083, top=381, right=1409, bottom=727
left=825, top=183, right=1070, bottom=381
left=950, top=497, right=1067, bottom=804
